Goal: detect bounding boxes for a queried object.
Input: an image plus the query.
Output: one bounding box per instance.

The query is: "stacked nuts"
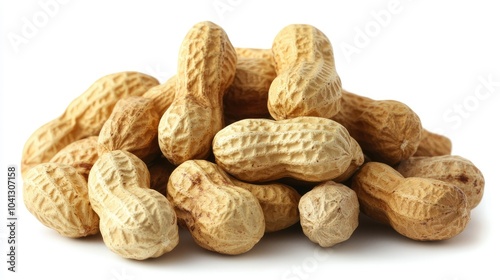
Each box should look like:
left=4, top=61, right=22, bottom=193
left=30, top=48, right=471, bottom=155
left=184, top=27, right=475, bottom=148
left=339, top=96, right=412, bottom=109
left=21, top=21, right=485, bottom=260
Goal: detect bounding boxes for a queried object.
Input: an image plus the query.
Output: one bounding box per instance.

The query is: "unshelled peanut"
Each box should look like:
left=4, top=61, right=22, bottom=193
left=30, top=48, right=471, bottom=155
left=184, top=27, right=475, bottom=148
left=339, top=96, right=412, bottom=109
left=213, top=116, right=363, bottom=183
left=142, top=75, right=177, bottom=116
left=268, top=24, right=342, bottom=120
left=299, top=181, right=359, bottom=247
left=49, top=136, right=99, bottom=180
left=224, top=50, right=276, bottom=121
left=332, top=90, right=422, bottom=165
left=23, top=163, right=99, bottom=238
left=414, top=129, right=452, bottom=157
left=227, top=176, right=301, bottom=232
left=21, top=72, right=158, bottom=176
left=158, top=21, right=237, bottom=165
left=351, top=162, right=470, bottom=241
left=97, top=96, right=160, bottom=162
left=167, top=160, right=265, bottom=255
left=397, top=155, right=484, bottom=209
left=88, top=150, right=178, bottom=260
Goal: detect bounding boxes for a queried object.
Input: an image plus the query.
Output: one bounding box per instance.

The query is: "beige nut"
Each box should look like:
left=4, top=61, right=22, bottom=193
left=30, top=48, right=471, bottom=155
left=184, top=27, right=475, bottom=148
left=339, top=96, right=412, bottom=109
left=414, top=129, right=452, bottom=157
left=268, top=24, right=342, bottom=120
left=299, top=181, right=359, bottom=247
left=167, top=160, right=265, bottom=255
left=50, top=136, right=99, bottom=180
left=23, top=162, right=99, bottom=238
left=88, top=150, right=178, bottom=260
left=212, top=116, right=364, bottom=183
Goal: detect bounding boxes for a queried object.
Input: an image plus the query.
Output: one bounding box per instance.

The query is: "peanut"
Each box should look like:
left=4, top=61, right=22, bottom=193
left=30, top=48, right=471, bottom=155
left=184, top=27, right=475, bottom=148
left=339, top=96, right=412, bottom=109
left=49, top=136, right=99, bottom=180
left=212, top=116, right=364, bottom=183
left=351, top=162, right=470, bottom=241
left=148, top=156, right=177, bottom=196
left=227, top=176, right=301, bottom=232
left=268, top=24, right=342, bottom=120
left=167, top=160, right=265, bottom=255
left=299, top=181, right=359, bottom=247
left=21, top=72, right=159, bottom=176
left=224, top=50, right=276, bottom=122
left=235, top=47, right=274, bottom=61
left=332, top=90, right=422, bottom=165
left=97, top=96, right=160, bottom=163
left=142, top=75, right=177, bottom=116
left=158, top=21, right=237, bottom=165
left=88, top=150, right=178, bottom=260
left=397, top=155, right=484, bottom=209
left=23, top=162, right=99, bottom=238
left=414, top=129, right=452, bottom=157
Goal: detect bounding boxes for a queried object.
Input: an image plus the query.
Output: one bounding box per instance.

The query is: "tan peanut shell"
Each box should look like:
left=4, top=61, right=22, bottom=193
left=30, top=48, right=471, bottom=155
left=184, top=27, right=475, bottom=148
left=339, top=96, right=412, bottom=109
left=97, top=96, right=160, bottom=162
left=142, top=75, right=177, bottom=116
left=351, top=162, right=470, bottom=241
left=23, top=163, right=99, bottom=238
left=158, top=21, right=237, bottom=165
left=148, top=156, right=177, bottom=196
left=332, top=90, right=422, bottom=165
left=167, top=160, right=265, bottom=255
left=224, top=55, right=276, bottom=121
left=299, top=181, right=359, bottom=247
left=49, top=136, right=99, bottom=180
left=268, top=24, right=342, bottom=120
left=235, top=47, right=274, bottom=61
left=414, top=129, right=452, bottom=157
left=397, top=155, right=484, bottom=209
left=88, top=150, right=178, bottom=260
left=21, top=72, right=159, bottom=176
left=212, top=116, right=364, bottom=183
left=227, top=176, right=301, bottom=232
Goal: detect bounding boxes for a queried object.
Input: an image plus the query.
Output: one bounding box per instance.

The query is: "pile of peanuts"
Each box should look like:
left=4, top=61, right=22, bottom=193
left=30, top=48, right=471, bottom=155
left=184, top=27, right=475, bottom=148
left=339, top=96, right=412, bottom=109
left=21, top=21, right=485, bottom=260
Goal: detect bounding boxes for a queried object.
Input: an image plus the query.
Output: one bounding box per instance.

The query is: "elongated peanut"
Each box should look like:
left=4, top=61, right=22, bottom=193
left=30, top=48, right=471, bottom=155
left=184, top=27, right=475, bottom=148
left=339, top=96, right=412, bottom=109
left=50, top=136, right=99, bottom=180
left=22, top=72, right=159, bottom=176
left=142, top=75, right=177, bottom=116
left=397, top=155, right=484, bottom=209
left=97, top=96, right=160, bottom=162
left=332, top=90, right=422, bottom=165
left=268, top=24, right=342, bottom=120
left=23, top=163, right=99, bottom=238
left=167, top=160, right=265, bottom=255
left=88, top=150, right=178, bottom=260
left=227, top=177, right=301, bottom=232
left=213, top=116, right=363, bottom=183
left=414, top=129, right=452, bottom=157
left=299, top=181, right=359, bottom=247
left=224, top=54, right=276, bottom=121
left=351, top=162, right=470, bottom=241
left=158, top=21, right=237, bottom=165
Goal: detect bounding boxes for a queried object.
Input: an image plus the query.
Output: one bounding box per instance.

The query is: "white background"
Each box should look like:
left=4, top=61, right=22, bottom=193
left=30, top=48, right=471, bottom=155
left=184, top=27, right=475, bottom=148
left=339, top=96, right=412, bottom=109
left=1, top=0, right=500, bottom=279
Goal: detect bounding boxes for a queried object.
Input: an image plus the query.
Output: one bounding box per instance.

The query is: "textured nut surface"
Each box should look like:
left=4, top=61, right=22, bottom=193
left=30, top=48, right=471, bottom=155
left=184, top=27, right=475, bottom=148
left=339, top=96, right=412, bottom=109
left=213, top=116, right=364, bottom=182
left=351, top=162, right=470, bottom=241
left=21, top=72, right=159, bottom=176
left=397, top=155, right=484, bottom=209
left=88, top=150, right=178, bottom=260
left=23, top=163, right=99, bottom=238
left=50, top=136, right=99, bottom=180
left=268, top=24, right=342, bottom=120
left=158, top=21, right=237, bottom=165
left=299, top=181, right=359, bottom=247
left=224, top=54, right=276, bottom=121
left=228, top=177, right=301, bottom=232
left=142, top=75, right=177, bottom=116
left=167, top=160, right=265, bottom=255
left=414, top=129, right=452, bottom=157
left=332, top=90, right=422, bottom=165
left=98, top=96, right=160, bottom=162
